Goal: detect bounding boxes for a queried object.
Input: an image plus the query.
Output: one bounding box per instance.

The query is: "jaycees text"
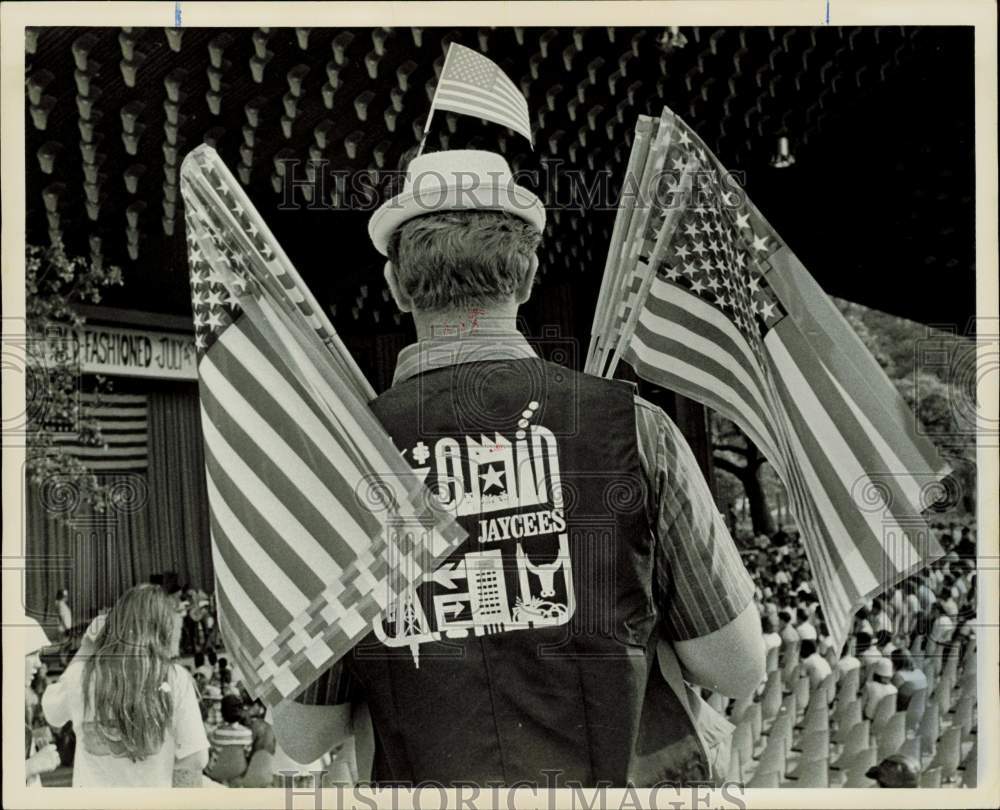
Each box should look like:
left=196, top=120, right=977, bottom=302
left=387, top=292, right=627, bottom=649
left=281, top=780, right=748, bottom=810
left=478, top=508, right=567, bottom=543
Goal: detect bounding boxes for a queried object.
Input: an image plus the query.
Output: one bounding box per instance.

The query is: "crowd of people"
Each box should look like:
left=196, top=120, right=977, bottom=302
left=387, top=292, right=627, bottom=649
left=24, top=519, right=977, bottom=788
left=738, top=519, right=978, bottom=786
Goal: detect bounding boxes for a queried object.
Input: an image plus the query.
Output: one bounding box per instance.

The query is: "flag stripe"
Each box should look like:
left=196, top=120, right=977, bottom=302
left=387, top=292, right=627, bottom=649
left=199, top=407, right=346, bottom=584
left=200, top=353, right=378, bottom=550
left=765, top=247, right=945, bottom=474
left=201, top=433, right=329, bottom=596
left=206, top=487, right=297, bottom=631
left=210, top=538, right=275, bottom=653
left=775, top=318, right=934, bottom=517
left=206, top=331, right=381, bottom=537
left=434, top=88, right=530, bottom=137
left=626, top=329, right=781, bottom=467
left=200, top=384, right=370, bottom=572
left=205, top=472, right=310, bottom=616
left=437, top=75, right=527, bottom=117
left=764, top=340, right=894, bottom=588
left=637, top=292, right=778, bottom=438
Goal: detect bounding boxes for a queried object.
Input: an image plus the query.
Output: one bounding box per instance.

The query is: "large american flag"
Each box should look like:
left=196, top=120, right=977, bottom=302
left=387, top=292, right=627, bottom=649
left=431, top=43, right=533, bottom=146
left=588, top=108, right=950, bottom=650
left=50, top=392, right=148, bottom=471
left=180, top=146, right=467, bottom=704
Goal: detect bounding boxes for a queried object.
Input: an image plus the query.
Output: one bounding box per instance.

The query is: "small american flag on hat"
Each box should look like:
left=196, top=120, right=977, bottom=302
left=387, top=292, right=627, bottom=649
left=431, top=43, right=533, bottom=146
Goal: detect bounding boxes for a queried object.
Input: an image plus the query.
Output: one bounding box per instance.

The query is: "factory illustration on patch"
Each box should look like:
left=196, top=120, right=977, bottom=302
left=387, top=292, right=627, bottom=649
left=375, top=401, right=576, bottom=665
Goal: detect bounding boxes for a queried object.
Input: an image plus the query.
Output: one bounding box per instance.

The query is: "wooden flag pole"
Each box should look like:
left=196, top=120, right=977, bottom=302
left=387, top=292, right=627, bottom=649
left=417, top=42, right=456, bottom=157
left=604, top=155, right=697, bottom=380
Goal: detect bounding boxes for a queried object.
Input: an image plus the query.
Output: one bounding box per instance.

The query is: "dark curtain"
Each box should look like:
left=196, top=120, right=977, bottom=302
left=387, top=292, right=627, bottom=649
left=26, top=473, right=152, bottom=628
left=146, top=385, right=214, bottom=590
left=25, top=384, right=213, bottom=629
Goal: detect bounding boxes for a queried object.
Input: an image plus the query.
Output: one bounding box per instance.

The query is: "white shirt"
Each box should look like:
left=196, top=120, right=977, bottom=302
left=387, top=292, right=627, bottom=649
left=863, top=680, right=898, bottom=719
left=43, top=661, right=208, bottom=787
left=801, top=652, right=832, bottom=688
left=837, top=655, right=861, bottom=675
left=796, top=622, right=818, bottom=641
left=931, top=614, right=955, bottom=645
left=763, top=632, right=782, bottom=652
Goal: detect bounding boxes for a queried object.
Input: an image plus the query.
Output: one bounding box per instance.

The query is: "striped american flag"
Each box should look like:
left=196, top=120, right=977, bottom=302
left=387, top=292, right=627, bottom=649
left=431, top=43, right=533, bottom=146
left=589, top=108, right=950, bottom=651
left=50, top=391, right=148, bottom=471
left=180, top=146, right=467, bottom=704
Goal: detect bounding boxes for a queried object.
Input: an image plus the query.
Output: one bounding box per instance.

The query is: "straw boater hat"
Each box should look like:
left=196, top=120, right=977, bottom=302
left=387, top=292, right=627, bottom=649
left=368, top=149, right=546, bottom=256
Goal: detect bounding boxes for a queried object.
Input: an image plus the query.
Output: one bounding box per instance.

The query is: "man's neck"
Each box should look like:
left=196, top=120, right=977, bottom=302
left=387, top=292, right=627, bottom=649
left=411, top=301, right=520, bottom=341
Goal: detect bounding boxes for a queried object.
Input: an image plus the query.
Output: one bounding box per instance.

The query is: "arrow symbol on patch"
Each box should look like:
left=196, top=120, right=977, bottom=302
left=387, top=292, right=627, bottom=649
left=432, top=564, right=464, bottom=589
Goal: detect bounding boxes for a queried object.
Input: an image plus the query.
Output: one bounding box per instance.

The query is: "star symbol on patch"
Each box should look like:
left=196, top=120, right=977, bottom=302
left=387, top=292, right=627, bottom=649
left=735, top=212, right=751, bottom=229
left=479, top=464, right=505, bottom=493
left=751, top=233, right=769, bottom=253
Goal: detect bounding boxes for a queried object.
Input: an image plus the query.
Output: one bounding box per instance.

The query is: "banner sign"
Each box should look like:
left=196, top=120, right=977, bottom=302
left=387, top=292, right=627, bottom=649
left=47, top=323, right=197, bottom=381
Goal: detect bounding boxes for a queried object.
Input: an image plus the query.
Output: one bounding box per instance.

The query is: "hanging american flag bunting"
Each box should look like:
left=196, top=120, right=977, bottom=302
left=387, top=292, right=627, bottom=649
left=587, top=107, right=951, bottom=652
left=179, top=145, right=467, bottom=705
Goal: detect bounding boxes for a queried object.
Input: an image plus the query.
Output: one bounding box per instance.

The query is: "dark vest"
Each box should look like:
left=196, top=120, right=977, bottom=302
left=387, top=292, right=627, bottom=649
left=346, top=357, right=706, bottom=786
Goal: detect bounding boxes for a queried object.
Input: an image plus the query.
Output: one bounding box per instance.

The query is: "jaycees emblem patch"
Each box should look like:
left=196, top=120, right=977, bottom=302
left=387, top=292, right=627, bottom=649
left=374, top=403, right=575, bottom=665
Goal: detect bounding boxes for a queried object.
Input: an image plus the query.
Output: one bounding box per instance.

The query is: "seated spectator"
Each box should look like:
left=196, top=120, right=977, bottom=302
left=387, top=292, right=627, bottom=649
left=794, top=607, right=817, bottom=641
left=206, top=695, right=253, bottom=784
left=938, top=585, right=959, bottom=619
left=866, top=754, right=919, bottom=788
left=874, top=629, right=894, bottom=655
left=890, top=650, right=927, bottom=710
left=863, top=658, right=898, bottom=719
left=799, top=639, right=831, bottom=689
left=193, top=652, right=213, bottom=683
left=243, top=700, right=276, bottom=757
left=956, top=527, right=976, bottom=561
left=871, top=596, right=892, bottom=635
left=761, top=615, right=782, bottom=670
left=857, top=632, right=882, bottom=668
left=778, top=611, right=799, bottom=646
left=837, top=638, right=861, bottom=676
left=855, top=606, right=875, bottom=637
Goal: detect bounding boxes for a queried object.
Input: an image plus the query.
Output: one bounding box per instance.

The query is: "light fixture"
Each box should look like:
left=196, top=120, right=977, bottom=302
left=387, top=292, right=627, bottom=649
left=771, top=135, right=796, bottom=168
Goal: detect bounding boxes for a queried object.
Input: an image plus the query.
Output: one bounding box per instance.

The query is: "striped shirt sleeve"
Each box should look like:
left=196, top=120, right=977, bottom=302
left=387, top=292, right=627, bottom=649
left=634, top=395, right=755, bottom=641
left=293, top=659, right=357, bottom=706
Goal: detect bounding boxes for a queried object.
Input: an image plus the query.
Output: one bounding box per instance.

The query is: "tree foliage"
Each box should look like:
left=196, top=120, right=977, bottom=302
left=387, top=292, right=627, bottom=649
left=25, top=241, right=123, bottom=515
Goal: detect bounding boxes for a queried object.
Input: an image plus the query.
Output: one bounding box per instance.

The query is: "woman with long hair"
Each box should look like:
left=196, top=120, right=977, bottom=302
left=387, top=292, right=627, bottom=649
left=42, top=584, right=209, bottom=786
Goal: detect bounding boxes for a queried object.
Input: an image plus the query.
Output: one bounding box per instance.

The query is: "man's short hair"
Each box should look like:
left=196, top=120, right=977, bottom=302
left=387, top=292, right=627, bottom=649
left=778, top=610, right=791, bottom=624
left=387, top=210, right=542, bottom=311
left=221, top=694, right=244, bottom=724
left=799, top=639, right=817, bottom=658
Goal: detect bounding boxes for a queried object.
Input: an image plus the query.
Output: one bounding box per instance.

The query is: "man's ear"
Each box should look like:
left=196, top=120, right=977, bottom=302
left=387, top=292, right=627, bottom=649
left=383, top=261, right=413, bottom=313
left=514, top=254, right=539, bottom=304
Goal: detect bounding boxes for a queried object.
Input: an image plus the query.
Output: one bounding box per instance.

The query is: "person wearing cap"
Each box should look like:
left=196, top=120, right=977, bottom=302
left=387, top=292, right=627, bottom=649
left=863, top=657, right=899, bottom=719
left=865, top=754, right=919, bottom=788
left=274, top=149, right=764, bottom=786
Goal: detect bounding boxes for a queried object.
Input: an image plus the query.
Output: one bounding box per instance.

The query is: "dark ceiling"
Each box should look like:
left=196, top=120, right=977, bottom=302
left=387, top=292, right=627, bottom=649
left=24, top=25, right=975, bottom=338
